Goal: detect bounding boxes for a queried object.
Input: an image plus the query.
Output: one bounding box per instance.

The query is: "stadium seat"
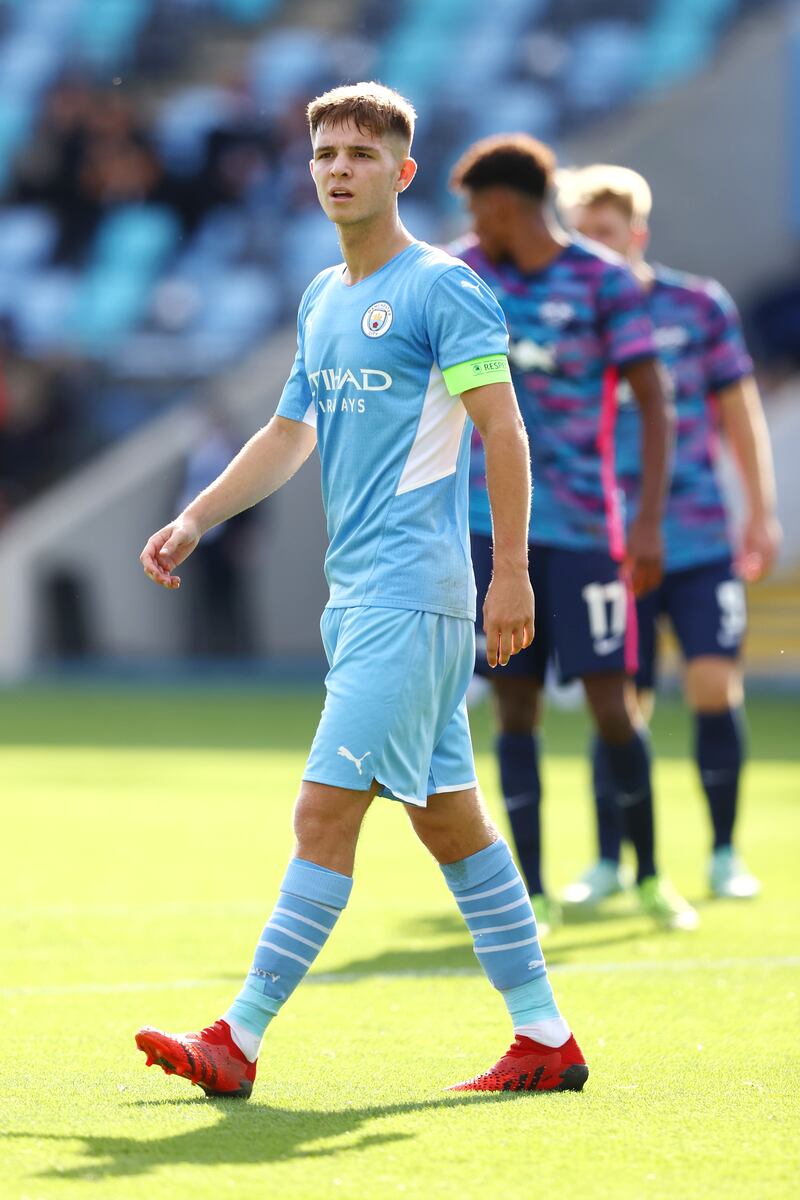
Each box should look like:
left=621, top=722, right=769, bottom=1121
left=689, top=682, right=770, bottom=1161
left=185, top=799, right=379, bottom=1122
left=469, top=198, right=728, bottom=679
left=464, top=82, right=558, bottom=143
left=70, top=205, right=180, bottom=351
left=0, top=207, right=58, bottom=271
left=278, top=210, right=341, bottom=299
left=249, top=28, right=330, bottom=114
left=640, top=0, right=738, bottom=90
left=214, top=0, right=279, bottom=22
left=0, top=91, right=33, bottom=189
left=155, top=86, right=242, bottom=175
left=11, top=269, right=78, bottom=352
left=74, top=0, right=153, bottom=69
left=0, top=31, right=62, bottom=97
left=197, top=266, right=278, bottom=333
left=93, top=205, right=179, bottom=269
left=564, top=21, right=645, bottom=114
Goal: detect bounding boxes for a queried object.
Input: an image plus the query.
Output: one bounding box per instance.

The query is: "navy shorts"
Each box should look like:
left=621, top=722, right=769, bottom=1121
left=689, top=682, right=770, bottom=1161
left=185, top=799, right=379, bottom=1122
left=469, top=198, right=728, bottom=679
left=471, top=533, right=636, bottom=683
left=635, top=556, right=746, bottom=690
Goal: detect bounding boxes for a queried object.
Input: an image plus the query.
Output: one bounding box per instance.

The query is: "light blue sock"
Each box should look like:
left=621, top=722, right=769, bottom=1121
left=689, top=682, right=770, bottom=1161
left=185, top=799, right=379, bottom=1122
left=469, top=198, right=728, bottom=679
left=441, top=839, right=566, bottom=1041
left=225, top=857, right=352, bottom=1042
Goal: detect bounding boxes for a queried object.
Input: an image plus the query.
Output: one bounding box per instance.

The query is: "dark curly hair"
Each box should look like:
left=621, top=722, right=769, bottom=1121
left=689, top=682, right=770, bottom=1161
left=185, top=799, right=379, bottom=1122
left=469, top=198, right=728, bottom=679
left=450, top=133, right=557, bottom=201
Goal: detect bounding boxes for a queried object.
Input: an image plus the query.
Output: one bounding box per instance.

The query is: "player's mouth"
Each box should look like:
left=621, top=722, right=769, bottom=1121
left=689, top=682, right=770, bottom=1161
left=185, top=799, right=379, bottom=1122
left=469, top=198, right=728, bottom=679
left=329, top=188, right=354, bottom=202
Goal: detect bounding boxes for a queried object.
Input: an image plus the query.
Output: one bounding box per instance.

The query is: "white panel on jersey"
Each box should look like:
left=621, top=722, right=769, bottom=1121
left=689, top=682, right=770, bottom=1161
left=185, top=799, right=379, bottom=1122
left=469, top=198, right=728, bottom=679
left=302, top=399, right=317, bottom=428
left=396, top=365, right=466, bottom=496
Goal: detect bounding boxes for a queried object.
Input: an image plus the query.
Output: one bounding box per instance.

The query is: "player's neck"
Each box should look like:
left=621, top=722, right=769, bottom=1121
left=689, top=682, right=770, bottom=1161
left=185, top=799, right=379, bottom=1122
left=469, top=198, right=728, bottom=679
left=338, top=212, right=415, bottom=285
left=632, top=259, right=655, bottom=291
left=506, top=212, right=569, bottom=274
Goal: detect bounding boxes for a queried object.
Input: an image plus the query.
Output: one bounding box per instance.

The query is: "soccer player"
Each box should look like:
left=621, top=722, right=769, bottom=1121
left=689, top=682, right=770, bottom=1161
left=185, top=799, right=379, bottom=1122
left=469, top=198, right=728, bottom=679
left=135, top=84, right=588, bottom=1098
left=560, top=165, right=781, bottom=903
left=449, top=135, right=697, bottom=932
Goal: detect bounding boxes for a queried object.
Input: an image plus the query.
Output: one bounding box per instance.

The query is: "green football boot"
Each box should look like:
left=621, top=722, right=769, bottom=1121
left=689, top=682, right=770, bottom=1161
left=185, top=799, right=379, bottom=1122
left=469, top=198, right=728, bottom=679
left=531, top=893, right=562, bottom=938
left=638, top=876, right=699, bottom=931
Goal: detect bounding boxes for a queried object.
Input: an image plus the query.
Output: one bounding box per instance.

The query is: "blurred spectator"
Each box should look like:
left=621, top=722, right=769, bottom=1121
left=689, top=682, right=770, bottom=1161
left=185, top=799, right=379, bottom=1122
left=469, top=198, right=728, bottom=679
left=0, top=321, right=75, bottom=517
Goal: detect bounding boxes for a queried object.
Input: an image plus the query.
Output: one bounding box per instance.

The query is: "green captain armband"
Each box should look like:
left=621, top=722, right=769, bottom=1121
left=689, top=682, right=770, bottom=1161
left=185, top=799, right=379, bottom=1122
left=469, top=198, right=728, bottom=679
left=442, top=355, right=512, bottom=396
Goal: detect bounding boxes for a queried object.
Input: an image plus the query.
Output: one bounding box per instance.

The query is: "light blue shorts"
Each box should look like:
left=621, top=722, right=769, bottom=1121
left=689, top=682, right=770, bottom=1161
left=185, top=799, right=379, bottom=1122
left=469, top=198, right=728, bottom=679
left=304, top=606, right=477, bottom=807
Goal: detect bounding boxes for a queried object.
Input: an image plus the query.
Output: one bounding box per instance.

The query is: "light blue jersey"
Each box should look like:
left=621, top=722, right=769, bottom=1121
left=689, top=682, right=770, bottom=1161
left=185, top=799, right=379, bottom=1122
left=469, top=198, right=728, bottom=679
left=277, top=241, right=509, bottom=620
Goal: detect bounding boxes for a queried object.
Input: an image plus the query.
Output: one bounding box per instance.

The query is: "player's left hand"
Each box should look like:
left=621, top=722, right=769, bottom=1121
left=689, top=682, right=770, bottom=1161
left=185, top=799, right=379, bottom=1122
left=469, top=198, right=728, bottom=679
left=625, top=515, right=664, bottom=598
left=738, top=512, right=782, bottom=582
left=483, top=569, right=535, bottom=668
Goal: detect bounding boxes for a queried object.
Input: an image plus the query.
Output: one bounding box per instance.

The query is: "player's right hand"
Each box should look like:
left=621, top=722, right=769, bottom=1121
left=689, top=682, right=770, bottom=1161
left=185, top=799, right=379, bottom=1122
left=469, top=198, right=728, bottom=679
left=625, top=515, right=664, bottom=598
left=483, top=570, right=535, bottom=668
left=140, top=517, right=200, bottom=589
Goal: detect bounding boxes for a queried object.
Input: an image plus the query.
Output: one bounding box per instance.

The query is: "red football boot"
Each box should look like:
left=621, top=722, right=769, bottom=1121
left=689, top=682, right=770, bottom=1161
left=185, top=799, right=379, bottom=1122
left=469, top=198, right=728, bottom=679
left=135, top=1019, right=257, bottom=1098
left=448, top=1033, right=588, bottom=1093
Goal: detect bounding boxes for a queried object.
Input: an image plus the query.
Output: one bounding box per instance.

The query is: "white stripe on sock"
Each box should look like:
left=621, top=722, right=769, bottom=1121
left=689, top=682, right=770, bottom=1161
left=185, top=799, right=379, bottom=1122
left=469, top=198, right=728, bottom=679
left=257, top=940, right=314, bottom=968
left=273, top=906, right=332, bottom=935
left=461, top=894, right=530, bottom=919
left=473, top=916, right=537, bottom=936
left=475, top=935, right=540, bottom=954
left=306, top=898, right=338, bottom=916
left=265, top=921, right=324, bottom=951
left=458, top=877, right=522, bottom=904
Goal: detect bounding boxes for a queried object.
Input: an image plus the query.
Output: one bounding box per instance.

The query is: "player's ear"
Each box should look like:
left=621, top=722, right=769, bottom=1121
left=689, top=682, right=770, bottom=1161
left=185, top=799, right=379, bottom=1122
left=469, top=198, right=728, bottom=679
left=397, top=156, right=417, bottom=193
left=633, top=222, right=649, bottom=256
left=309, top=158, right=315, bottom=179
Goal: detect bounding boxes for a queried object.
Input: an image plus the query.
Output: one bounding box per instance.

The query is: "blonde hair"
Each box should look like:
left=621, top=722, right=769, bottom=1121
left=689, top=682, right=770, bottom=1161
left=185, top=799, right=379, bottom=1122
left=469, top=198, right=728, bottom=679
left=307, top=82, right=416, bottom=152
left=558, top=164, right=652, bottom=225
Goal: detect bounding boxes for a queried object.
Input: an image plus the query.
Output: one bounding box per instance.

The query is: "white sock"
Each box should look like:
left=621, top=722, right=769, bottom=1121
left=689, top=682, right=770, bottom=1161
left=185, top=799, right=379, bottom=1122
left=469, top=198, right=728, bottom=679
left=515, top=1015, right=571, bottom=1048
left=225, top=1016, right=262, bottom=1063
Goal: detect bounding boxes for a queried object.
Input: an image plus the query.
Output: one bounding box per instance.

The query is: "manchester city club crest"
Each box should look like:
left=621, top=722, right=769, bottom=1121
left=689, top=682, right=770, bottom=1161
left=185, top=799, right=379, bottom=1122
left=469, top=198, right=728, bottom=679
left=361, top=301, right=394, bottom=338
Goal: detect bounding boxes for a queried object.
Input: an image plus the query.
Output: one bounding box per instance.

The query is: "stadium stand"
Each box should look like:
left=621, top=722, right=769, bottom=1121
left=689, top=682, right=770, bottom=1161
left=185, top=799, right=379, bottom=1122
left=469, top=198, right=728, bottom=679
left=0, top=0, right=794, bottom=675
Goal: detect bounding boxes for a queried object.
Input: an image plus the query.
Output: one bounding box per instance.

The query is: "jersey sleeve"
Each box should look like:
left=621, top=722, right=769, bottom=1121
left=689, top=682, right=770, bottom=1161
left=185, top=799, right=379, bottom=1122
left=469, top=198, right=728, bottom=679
left=597, top=263, right=657, bottom=366
left=424, top=265, right=510, bottom=395
left=703, top=281, right=753, bottom=391
left=276, top=296, right=316, bottom=428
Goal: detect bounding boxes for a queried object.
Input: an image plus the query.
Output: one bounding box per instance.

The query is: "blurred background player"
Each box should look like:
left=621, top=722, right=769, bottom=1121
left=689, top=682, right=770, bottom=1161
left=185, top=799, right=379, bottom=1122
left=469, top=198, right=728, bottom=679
left=561, top=165, right=782, bottom=905
left=449, top=135, right=698, bottom=933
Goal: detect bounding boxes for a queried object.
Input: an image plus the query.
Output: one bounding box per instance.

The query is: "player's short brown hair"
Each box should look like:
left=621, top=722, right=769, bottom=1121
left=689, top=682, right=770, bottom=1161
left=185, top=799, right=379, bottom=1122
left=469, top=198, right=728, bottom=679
left=449, top=134, right=557, bottom=202
left=307, top=82, right=416, bottom=151
left=559, top=164, right=652, bottom=224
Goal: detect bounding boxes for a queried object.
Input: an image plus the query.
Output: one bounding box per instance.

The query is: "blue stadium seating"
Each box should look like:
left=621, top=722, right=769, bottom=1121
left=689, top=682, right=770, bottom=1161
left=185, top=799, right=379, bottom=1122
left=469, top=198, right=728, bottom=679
left=69, top=206, right=179, bottom=351
left=74, top=0, right=153, bottom=70
left=0, top=206, right=56, bottom=271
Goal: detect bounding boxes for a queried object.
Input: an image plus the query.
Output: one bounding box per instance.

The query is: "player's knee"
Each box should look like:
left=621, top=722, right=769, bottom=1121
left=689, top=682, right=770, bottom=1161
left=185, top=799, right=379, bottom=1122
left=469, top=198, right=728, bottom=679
left=493, top=682, right=541, bottom=734
left=408, top=793, right=494, bottom=864
left=686, top=657, right=742, bottom=711
left=592, top=702, right=634, bottom=745
left=293, top=786, right=371, bottom=861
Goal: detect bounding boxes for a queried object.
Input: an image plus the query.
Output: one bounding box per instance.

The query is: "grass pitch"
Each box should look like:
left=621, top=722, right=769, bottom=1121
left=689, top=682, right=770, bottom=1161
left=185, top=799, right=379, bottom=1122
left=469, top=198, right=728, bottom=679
left=1, top=685, right=798, bottom=1200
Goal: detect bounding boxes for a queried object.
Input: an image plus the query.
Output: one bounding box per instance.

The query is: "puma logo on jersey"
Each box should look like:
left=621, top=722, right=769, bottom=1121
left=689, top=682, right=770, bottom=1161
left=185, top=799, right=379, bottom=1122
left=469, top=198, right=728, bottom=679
left=460, top=279, right=482, bottom=292
left=337, top=746, right=372, bottom=775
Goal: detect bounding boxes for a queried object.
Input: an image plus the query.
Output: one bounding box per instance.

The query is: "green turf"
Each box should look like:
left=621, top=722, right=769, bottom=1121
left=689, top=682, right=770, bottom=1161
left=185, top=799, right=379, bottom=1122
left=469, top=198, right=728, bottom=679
left=1, top=687, right=798, bottom=1200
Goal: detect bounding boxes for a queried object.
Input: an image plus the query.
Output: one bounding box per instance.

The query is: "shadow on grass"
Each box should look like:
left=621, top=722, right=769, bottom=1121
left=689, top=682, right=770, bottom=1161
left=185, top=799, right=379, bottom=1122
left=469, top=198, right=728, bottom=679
left=296, top=909, right=653, bottom=981
left=6, top=1092, right=543, bottom=1181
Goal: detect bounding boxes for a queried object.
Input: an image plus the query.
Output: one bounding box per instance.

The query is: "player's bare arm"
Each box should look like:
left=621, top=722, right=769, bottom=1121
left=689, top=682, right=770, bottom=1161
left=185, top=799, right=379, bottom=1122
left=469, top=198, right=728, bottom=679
left=718, top=375, right=782, bottom=582
left=462, top=380, right=534, bottom=668
left=140, top=415, right=316, bottom=589
left=622, top=357, right=674, bottom=597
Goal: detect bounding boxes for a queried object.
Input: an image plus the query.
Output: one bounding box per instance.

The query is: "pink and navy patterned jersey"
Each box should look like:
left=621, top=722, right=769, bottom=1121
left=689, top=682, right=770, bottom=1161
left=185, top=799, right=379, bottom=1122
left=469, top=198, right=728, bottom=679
left=615, top=266, right=753, bottom=571
left=454, top=236, right=657, bottom=555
